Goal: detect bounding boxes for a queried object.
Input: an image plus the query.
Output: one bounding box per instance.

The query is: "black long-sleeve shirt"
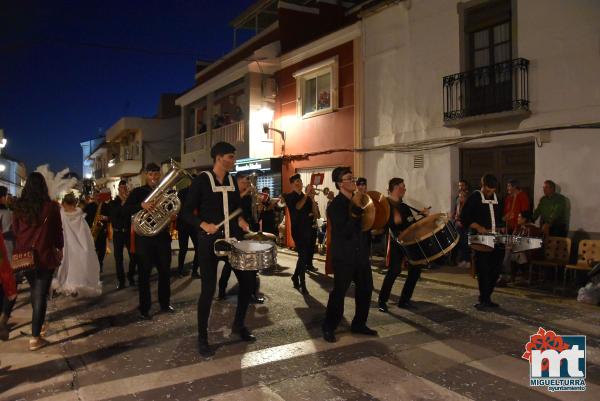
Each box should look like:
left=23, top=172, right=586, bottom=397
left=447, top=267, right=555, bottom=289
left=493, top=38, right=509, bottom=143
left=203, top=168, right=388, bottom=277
left=461, top=190, right=503, bottom=233
left=283, top=191, right=314, bottom=241
left=108, top=196, right=131, bottom=231
left=181, top=171, right=243, bottom=240
left=327, top=193, right=370, bottom=265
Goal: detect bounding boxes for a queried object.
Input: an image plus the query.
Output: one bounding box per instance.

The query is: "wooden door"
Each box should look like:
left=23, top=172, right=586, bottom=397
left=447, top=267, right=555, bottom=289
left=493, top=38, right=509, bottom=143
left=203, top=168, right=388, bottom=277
left=460, top=143, right=534, bottom=208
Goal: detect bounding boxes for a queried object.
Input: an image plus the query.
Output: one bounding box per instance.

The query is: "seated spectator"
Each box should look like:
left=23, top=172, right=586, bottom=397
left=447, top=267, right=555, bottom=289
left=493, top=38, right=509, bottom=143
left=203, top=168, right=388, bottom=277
left=503, top=179, right=530, bottom=233
left=532, top=180, right=568, bottom=237
left=508, top=211, right=542, bottom=282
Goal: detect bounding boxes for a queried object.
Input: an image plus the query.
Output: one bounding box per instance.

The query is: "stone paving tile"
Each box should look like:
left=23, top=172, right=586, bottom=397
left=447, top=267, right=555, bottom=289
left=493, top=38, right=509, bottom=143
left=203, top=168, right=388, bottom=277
left=423, top=362, right=557, bottom=401
left=198, top=383, right=286, bottom=401
left=328, top=356, right=473, bottom=401
left=467, top=355, right=599, bottom=401
left=270, top=371, right=378, bottom=401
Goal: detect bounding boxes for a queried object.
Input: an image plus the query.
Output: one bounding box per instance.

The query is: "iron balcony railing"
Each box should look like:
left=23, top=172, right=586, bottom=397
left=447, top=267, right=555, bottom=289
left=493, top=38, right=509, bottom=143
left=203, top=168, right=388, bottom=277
left=443, top=58, right=529, bottom=122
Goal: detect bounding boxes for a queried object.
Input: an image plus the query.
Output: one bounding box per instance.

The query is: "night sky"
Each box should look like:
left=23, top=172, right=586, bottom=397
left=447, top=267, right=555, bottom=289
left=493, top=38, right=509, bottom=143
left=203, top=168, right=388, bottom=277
left=0, top=0, right=255, bottom=176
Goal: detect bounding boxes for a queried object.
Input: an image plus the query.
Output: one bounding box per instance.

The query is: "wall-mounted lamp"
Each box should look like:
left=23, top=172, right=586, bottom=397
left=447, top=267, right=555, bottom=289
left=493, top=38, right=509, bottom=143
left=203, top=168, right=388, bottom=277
left=259, top=107, right=285, bottom=153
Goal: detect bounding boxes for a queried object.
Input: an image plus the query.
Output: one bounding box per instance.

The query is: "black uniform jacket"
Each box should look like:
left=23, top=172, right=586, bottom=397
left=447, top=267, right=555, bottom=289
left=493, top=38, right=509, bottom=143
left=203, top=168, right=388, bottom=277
left=108, top=196, right=130, bottom=231
left=460, top=190, right=503, bottom=234
left=181, top=171, right=244, bottom=240
left=283, top=191, right=314, bottom=242
left=327, top=193, right=370, bottom=266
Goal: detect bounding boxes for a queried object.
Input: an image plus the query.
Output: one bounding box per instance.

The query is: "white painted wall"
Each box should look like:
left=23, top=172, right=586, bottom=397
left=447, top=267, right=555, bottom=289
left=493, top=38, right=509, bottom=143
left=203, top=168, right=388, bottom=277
left=362, top=0, right=600, bottom=233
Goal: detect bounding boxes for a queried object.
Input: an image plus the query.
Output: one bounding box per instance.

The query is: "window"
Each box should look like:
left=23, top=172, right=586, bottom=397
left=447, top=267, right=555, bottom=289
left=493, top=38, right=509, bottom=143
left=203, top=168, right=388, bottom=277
left=294, top=57, right=338, bottom=118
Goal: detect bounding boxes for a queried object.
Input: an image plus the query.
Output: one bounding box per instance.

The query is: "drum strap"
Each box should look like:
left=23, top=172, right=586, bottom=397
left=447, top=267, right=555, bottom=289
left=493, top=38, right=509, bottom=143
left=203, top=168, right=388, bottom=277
left=204, top=171, right=236, bottom=240
left=478, top=190, right=498, bottom=233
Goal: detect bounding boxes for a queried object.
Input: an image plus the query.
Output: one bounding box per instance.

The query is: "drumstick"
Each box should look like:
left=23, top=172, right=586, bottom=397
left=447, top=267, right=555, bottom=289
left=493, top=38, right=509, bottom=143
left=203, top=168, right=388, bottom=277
left=215, top=208, right=243, bottom=229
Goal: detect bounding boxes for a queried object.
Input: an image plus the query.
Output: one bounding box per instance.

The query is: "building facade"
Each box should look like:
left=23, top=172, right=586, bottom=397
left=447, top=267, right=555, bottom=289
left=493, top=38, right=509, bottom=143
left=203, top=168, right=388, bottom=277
left=360, top=0, right=600, bottom=237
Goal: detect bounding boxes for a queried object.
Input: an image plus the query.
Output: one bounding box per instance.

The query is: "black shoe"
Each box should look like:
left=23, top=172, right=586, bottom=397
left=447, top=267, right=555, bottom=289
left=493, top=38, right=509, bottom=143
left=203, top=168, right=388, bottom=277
left=378, top=302, right=389, bottom=313
left=191, top=271, right=201, bottom=279
left=139, top=311, right=152, bottom=320
left=250, top=295, right=265, bottom=304
left=233, top=327, right=256, bottom=342
left=306, top=265, right=318, bottom=273
left=484, top=301, right=500, bottom=308
left=128, top=280, right=136, bottom=287
left=0, top=322, right=9, bottom=341
left=300, top=284, right=309, bottom=295
left=217, top=290, right=227, bottom=300
left=322, top=329, right=336, bottom=343
left=474, top=303, right=489, bottom=310
left=397, top=300, right=416, bottom=309
left=116, top=281, right=126, bottom=290
left=291, top=275, right=300, bottom=289
left=160, top=305, right=175, bottom=313
left=176, top=270, right=187, bottom=278
left=351, top=326, right=378, bottom=336
left=198, top=338, right=215, bottom=357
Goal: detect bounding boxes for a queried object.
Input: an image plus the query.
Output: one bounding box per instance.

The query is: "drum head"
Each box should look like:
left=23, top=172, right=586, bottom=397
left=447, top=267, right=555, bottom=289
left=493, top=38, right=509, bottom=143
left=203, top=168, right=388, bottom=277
left=234, top=240, right=273, bottom=252
left=398, top=213, right=447, bottom=244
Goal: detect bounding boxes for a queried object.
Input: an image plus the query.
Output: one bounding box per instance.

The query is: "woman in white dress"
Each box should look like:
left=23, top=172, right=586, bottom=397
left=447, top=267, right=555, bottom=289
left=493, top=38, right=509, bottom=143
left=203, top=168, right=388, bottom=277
left=52, top=193, right=101, bottom=297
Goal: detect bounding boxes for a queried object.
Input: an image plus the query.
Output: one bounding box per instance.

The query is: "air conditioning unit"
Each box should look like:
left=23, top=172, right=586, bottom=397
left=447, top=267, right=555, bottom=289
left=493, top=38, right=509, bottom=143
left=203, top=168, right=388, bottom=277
left=262, top=78, right=277, bottom=99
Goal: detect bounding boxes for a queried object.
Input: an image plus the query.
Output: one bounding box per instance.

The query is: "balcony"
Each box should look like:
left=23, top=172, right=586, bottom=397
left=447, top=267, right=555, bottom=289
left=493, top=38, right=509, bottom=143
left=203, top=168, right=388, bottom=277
left=185, top=132, right=208, bottom=153
left=212, top=120, right=245, bottom=146
left=443, top=58, right=530, bottom=126
left=107, top=155, right=142, bottom=177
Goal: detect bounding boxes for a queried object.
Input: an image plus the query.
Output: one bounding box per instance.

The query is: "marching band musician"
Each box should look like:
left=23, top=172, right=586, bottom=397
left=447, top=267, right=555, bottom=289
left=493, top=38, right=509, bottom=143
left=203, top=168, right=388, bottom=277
left=217, top=172, right=264, bottom=304
left=378, top=178, right=429, bottom=312
left=322, top=166, right=377, bottom=343
left=282, top=174, right=319, bottom=294
left=259, top=187, right=277, bottom=236
left=124, top=163, right=174, bottom=320
left=460, top=173, right=504, bottom=310
left=108, top=180, right=137, bottom=289
left=83, top=192, right=110, bottom=273
left=181, top=142, right=254, bottom=357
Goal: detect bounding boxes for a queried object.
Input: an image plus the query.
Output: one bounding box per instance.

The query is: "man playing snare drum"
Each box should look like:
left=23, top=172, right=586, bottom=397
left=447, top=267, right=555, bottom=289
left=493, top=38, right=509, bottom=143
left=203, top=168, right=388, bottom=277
left=460, top=173, right=504, bottom=310
left=182, top=142, right=252, bottom=357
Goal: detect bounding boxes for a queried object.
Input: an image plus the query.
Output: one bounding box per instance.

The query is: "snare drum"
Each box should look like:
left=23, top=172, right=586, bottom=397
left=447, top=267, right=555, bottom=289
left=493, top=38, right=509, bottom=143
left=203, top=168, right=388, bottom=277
left=214, top=239, right=276, bottom=271
left=509, top=236, right=543, bottom=253
left=468, top=234, right=496, bottom=252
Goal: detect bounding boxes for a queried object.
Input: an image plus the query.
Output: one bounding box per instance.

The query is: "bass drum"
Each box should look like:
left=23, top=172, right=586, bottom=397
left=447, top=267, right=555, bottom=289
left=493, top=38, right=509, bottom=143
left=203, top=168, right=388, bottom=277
left=396, top=213, right=459, bottom=265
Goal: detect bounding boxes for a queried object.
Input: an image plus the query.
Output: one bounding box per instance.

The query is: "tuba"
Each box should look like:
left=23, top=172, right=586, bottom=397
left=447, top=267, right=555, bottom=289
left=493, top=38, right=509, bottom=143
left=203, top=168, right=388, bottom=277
left=133, top=160, right=193, bottom=236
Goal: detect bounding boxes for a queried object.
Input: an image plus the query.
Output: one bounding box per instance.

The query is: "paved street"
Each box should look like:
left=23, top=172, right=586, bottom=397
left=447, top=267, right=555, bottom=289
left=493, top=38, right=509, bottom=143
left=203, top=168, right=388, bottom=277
left=1, top=248, right=599, bottom=401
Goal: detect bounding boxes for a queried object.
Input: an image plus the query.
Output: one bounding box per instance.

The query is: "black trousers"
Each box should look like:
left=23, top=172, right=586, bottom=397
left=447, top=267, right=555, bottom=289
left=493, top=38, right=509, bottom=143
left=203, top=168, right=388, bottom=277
left=197, top=237, right=254, bottom=339
left=218, top=263, right=260, bottom=296
left=0, top=286, right=16, bottom=318
left=323, top=261, right=373, bottom=332
left=177, top=225, right=199, bottom=274
left=113, top=230, right=137, bottom=284
left=293, top=232, right=313, bottom=282
left=136, top=235, right=172, bottom=314
left=23, top=269, right=53, bottom=337
left=379, top=243, right=422, bottom=304
left=95, top=231, right=107, bottom=270
left=474, top=248, right=504, bottom=302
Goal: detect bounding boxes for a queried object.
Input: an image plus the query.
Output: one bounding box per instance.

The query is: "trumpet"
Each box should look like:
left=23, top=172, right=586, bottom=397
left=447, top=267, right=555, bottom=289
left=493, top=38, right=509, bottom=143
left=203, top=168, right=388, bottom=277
left=312, top=187, right=330, bottom=195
